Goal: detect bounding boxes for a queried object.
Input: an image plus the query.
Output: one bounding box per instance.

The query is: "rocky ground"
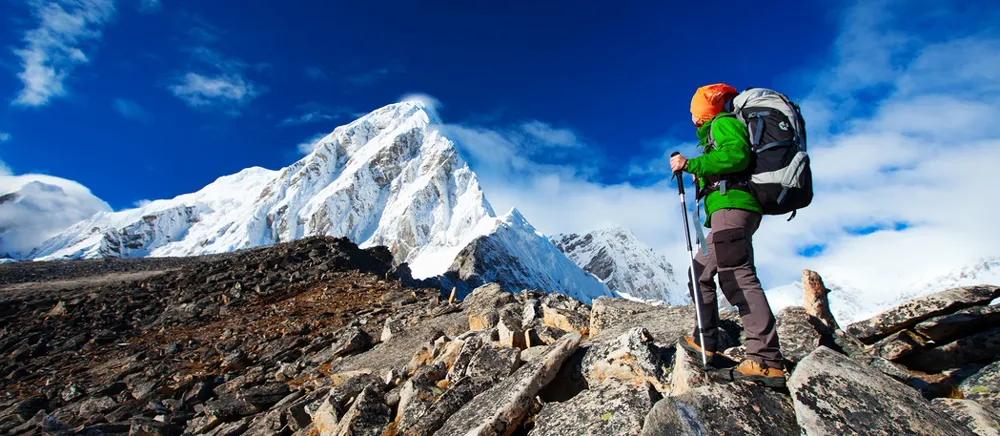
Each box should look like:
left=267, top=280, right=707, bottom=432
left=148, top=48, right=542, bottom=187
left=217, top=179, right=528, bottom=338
left=2, top=237, right=1000, bottom=435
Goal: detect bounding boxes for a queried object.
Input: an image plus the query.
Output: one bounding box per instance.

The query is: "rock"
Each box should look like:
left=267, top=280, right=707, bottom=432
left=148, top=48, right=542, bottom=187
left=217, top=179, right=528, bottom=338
left=221, top=350, right=251, bottom=372
left=901, top=326, right=1000, bottom=372
left=332, top=327, right=373, bottom=358
left=589, top=297, right=665, bottom=337
left=398, top=376, right=494, bottom=436
left=436, top=332, right=583, bottom=436
left=466, top=345, right=521, bottom=381
left=846, top=285, right=1000, bottom=344
left=243, top=390, right=305, bottom=436
left=914, top=304, right=1000, bottom=342
left=541, top=292, right=584, bottom=312
left=666, top=342, right=713, bottom=397
left=79, top=396, right=118, bottom=418
left=47, top=300, right=68, bottom=317
left=960, top=361, right=1000, bottom=411
left=396, top=362, right=448, bottom=430
left=14, top=395, right=49, bottom=420
left=543, top=305, right=590, bottom=335
left=872, top=329, right=926, bottom=361
left=641, top=379, right=798, bottom=436
left=204, top=417, right=251, bottom=436
left=523, top=298, right=542, bottom=326
left=865, top=357, right=937, bottom=397
left=932, top=398, right=1000, bottom=435
left=582, top=327, right=671, bottom=393
left=520, top=346, right=549, bottom=363
left=432, top=339, right=466, bottom=370
left=323, top=373, right=385, bottom=420
left=788, top=346, right=974, bottom=435
left=525, top=325, right=566, bottom=348
left=498, top=306, right=526, bottom=349
left=464, top=283, right=516, bottom=330
left=445, top=332, right=486, bottom=383
left=802, top=269, right=840, bottom=330
left=721, top=345, right=746, bottom=362
left=60, top=384, right=84, bottom=402
left=331, top=386, right=390, bottom=436
left=381, top=316, right=405, bottom=342
left=129, top=417, right=181, bottom=435
left=776, top=306, right=826, bottom=363
left=531, top=382, right=658, bottom=436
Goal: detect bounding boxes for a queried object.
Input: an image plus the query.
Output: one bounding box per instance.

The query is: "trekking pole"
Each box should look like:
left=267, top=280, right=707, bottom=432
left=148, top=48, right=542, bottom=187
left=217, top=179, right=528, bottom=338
left=672, top=152, right=709, bottom=368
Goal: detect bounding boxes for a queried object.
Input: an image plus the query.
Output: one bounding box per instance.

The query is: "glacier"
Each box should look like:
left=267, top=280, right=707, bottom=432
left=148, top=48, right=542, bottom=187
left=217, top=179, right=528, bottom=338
left=28, top=100, right=613, bottom=303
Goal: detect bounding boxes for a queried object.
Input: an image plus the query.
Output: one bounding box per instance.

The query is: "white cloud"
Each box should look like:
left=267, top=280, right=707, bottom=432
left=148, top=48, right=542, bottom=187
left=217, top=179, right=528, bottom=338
left=138, top=0, right=162, bottom=13
left=113, top=98, right=152, bottom=122
left=0, top=173, right=111, bottom=257
left=521, top=121, right=580, bottom=147
left=169, top=72, right=259, bottom=110
left=168, top=20, right=262, bottom=115
left=11, top=0, right=116, bottom=107
left=0, top=132, right=11, bottom=142
left=296, top=132, right=330, bottom=155
left=400, top=93, right=441, bottom=113
left=132, top=198, right=153, bottom=208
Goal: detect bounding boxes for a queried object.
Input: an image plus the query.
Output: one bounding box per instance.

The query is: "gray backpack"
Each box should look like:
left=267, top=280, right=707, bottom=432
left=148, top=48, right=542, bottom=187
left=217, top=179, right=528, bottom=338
left=712, top=88, right=813, bottom=219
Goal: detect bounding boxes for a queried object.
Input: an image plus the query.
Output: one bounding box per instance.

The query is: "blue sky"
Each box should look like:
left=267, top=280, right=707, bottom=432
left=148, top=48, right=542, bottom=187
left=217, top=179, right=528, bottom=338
left=0, top=0, right=842, bottom=209
left=2, top=0, right=1000, bottom=308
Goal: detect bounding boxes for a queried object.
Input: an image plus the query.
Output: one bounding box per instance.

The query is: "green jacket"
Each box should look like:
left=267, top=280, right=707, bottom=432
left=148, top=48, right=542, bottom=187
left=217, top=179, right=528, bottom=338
left=685, top=113, right=762, bottom=227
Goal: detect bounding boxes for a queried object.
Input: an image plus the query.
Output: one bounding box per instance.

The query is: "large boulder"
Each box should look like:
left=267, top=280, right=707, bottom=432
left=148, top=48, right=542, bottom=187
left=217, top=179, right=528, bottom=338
left=900, top=326, right=1000, bottom=373
left=542, top=306, right=590, bottom=335
left=581, top=327, right=672, bottom=393
left=530, top=382, right=658, bottom=436
left=959, top=361, right=1000, bottom=411
left=788, top=346, right=974, bottom=435
left=846, top=286, right=1000, bottom=344
left=589, top=297, right=659, bottom=337
left=931, top=398, right=1000, bottom=436
left=775, top=306, right=825, bottom=363
left=871, top=329, right=927, bottom=361
left=436, top=332, right=583, bottom=436
left=464, top=283, right=516, bottom=331
left=329, top=385, right=390, bottom=436
left=641, top=343, right=798, bottom=435
left=914, top=304, right=1000, bottom=342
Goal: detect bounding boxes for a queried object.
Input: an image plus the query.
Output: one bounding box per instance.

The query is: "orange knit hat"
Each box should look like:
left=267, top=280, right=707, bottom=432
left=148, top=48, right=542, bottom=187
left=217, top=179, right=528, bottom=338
left=690, top=84, right=738, bottom=123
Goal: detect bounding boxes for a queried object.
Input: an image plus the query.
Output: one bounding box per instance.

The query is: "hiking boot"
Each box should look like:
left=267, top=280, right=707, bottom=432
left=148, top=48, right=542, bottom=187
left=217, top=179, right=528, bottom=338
left=680, top=335, right=716, bottom=359
left=731, top=359, right=786, bottom=388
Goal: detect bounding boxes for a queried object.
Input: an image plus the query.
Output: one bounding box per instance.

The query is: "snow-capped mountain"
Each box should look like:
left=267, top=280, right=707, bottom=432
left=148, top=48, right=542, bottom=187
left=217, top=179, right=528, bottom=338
left=552, top=227, right=684, bottom=305
left=29, top=100, right=612, bottom=302
left=0, top=177, right=111, bottom=258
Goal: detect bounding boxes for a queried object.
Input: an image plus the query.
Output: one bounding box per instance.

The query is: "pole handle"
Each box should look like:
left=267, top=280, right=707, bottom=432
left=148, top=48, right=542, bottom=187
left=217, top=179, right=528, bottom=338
left=671, top=152, right=685, bottom=195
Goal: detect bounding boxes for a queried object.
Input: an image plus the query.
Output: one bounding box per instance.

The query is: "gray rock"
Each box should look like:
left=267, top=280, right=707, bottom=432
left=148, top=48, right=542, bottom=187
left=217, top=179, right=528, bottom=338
left=846, top=285, right=1000, bottom=344
left=332, top=327, right=373, bottom=358
left=641, top=379, right=798, bottom=436
left=129, top=417, right=181, bottom=435
left=914, top=304, right=1000, bottom=342
left=466, top=345, right=521, bottom=381
left=221, top=350, right=251, bottom=372
left=204, top=417, right=251, bottom=436
left=520, top=346, right=549, bottom=363
left=331, top=386, right=390, bottom=436
left=932, top=398, right=1000, bottom=436
left=589, top=297, right=659, bottom=337
left=776, top=306, right=825, bottom=363
left=525, top=325, right=566, bottom=348
left=398, top=376, right=494, bottom=436
left=523, top=298, right=542, bottom=326
left=788, top=346, right=974, bottom=435
left=79, top=396, right=118, bottom=418
left=446, top=333, right=486, bottom=383
left=531, top=382, right=658, bottom=436
left=960, top=361, right=1000, bottom=411
left=464, top=283, right=516, bottom=331
left=396, top=362, right=448, bottom=429
left=541, top=292, right=585, bottom=312
left=871, top=329, right=926, bottom=361
left=498, top=304, right=526, bottom=349
left=582, top=327, right=671, bottom=393
left=381, top=316, right=406, bottom=342
left=436, top=332, right=583, bottom=436
left=901, top=326, right=1000, bottom=372
left=543, top=305, right=589, bottom=334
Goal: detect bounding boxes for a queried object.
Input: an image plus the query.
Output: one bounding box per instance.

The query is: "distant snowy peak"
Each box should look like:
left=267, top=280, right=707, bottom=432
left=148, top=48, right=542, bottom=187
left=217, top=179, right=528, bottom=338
left=552, top=227, right=684, bottom=305
left=29, top=101, right=609, bottom=302
left=0, top=178, right=111, bottom=258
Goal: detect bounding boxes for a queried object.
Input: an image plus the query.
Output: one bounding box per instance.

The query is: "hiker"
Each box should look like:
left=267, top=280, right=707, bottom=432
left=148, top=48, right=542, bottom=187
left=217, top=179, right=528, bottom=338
left=668, top=83, right=786, bottom=387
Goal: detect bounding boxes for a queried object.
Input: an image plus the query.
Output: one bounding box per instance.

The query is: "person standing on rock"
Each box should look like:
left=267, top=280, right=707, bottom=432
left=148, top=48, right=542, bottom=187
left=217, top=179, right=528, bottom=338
left=669, top=83, right=786, bottom=388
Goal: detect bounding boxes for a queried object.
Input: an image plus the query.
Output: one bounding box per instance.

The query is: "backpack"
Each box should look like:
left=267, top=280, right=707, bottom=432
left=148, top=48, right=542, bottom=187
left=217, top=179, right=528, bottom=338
left=708, top=87, right=813, bottom=219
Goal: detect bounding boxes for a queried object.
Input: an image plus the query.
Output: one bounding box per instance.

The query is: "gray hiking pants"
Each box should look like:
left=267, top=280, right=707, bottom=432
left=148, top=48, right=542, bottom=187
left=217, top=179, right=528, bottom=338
left=688, top=208, right=783, bottom=368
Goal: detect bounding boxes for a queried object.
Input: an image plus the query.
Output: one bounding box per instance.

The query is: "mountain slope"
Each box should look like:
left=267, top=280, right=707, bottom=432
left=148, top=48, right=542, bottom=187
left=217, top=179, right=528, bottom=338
left=552, top=227, right=684, bottom=305
left=29, top=101, right=611, bottom=302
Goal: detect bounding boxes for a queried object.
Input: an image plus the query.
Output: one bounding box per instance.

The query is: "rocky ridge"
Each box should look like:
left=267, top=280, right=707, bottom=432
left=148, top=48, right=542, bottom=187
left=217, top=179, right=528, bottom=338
left=2, top=238, right=999, bottom=435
